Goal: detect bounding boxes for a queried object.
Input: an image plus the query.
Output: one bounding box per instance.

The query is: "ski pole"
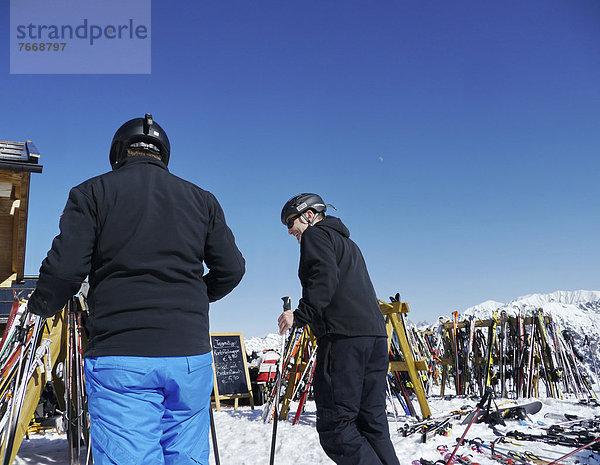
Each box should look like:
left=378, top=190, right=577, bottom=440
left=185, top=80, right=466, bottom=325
left=209, top=406, right=220, bottom=465
left=445, top=387, right=492, bottom=465
left=269, top=296, right=292, bottom=465
left=546, top=435, right=600, bottom=465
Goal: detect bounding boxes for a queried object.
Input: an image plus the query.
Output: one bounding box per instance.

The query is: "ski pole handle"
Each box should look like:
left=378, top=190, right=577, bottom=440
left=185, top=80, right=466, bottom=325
left=277, top=297, right=294, bottom=335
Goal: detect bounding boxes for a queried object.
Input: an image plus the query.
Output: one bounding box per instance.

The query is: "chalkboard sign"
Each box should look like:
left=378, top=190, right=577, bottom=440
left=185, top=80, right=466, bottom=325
left=210, top=333, right=254, bottom=410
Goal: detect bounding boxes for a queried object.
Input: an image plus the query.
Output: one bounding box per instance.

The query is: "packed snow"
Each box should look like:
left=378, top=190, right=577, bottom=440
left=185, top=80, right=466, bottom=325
left=15, top=396, right=600, bottom=464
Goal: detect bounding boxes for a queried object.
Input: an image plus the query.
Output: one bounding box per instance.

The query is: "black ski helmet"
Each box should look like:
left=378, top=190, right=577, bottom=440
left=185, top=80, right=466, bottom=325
left=109, top=114, right=170, bottom=168
left=281, top=193, right=327, bottom=225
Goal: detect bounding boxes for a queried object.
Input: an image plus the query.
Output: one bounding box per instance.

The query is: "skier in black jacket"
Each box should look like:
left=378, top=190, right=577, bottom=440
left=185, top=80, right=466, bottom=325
left=278, top=193, right=399, bottom=465
left=28, top=114, right=245, bottom=465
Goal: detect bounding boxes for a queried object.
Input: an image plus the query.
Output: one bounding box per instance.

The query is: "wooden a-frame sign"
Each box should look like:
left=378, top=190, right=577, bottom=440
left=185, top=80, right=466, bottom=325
left=210, top=332, right=254, bottom=411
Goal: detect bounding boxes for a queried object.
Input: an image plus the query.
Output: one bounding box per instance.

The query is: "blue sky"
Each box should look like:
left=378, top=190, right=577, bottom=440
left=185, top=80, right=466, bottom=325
left=2, top=1, right=599, bottom=337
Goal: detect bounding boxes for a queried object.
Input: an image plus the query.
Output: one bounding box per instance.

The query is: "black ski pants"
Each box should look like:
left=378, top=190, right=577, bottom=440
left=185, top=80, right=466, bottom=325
left=313, top=335, right=400, bottom=465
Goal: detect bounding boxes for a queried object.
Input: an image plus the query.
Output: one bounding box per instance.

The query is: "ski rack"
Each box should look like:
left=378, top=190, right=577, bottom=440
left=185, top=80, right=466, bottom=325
left=437, top=316, right=543, bottom=398
left=379, top=300, right=431, bottom=419
left=0, top=307, right=65, bottom=464
left=437, top=318, right=501, bottom=397
left=433, top=311, right=595, bottom=400
left=278, top=326, right=317, bottom=421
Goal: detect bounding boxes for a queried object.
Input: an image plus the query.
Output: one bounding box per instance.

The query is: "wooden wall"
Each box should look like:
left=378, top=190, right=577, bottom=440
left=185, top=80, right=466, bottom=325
left=0, top=170, right=31, bottom=287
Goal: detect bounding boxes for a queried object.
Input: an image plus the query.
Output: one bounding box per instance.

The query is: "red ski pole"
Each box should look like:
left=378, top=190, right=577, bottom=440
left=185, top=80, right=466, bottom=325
left=445, top=388, right=492, bottom=465
left=547, top=436, right=600, bottom=465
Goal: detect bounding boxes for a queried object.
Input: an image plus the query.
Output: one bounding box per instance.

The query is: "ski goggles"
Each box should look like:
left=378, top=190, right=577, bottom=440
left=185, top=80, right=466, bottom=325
left=285, top=214, right=301, bottom=229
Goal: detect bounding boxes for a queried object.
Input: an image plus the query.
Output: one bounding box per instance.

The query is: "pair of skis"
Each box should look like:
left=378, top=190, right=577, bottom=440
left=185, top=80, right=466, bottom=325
left=469, top=436, right=600, bottom=465
left=65, top=295, right=92, bottom=465
left=261, top=325, right=304, bottom=424
left=290, top=348, right=317, bottom=425
left=0, top=294, right=95, bottom=465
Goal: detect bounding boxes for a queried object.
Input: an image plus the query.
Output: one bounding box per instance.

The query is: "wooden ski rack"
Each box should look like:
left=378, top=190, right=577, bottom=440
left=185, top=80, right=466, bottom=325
left=433, top=312, right=586, bottom=400
left=279, top=326, right=316, bottom=420
left=379, top=300, right=431, bottom=419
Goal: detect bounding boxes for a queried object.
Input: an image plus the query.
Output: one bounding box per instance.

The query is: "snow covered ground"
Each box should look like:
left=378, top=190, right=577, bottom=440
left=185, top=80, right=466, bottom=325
left=15, top=395, right=600, bottom=464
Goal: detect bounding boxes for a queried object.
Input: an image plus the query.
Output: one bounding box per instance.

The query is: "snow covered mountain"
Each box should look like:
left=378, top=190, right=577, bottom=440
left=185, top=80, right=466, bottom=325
left=244, top=333, right=282, bottom=355
left=462, top=290, right=600, bottom=376
left=463, top=290, right=600, bottom=317
left=462, top=290, right=600, bottom=337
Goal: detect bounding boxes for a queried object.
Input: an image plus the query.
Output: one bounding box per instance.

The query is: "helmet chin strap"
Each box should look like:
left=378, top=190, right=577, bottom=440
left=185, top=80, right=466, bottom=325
left=301, top=212, right=318, bottom=227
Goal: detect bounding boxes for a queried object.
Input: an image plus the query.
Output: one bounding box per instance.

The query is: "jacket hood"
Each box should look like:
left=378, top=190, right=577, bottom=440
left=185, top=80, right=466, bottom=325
left=315, top=216, right=350, bottom=238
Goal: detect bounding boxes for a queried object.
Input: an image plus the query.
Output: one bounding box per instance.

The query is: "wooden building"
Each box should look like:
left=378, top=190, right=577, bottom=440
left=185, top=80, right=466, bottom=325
left=0, top=140, right=43, bottom=289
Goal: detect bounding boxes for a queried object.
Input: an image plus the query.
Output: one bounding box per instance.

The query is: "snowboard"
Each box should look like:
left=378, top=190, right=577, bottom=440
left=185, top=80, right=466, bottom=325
left=461, top=400, right=542, bottom=424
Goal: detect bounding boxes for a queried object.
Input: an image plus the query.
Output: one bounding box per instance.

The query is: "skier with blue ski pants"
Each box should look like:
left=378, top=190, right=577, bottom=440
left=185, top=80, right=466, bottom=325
left=28, top=114, right=245, bottom=464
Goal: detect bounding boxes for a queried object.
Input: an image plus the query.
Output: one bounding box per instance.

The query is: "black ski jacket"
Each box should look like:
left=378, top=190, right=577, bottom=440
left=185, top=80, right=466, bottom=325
left=293, top=216, right=386, bottom=340
left=28, top=155, right=245, bottom=357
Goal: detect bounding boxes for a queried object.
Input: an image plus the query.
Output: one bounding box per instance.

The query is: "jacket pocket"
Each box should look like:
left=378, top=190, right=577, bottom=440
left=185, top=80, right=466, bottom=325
left=91, top=357, right=151, bottom=375
left=88, top=356, right=152, bottom=390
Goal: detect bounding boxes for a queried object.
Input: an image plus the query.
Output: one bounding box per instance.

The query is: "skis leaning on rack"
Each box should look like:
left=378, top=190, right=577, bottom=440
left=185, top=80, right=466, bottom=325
left=0, top=302, right=46, bottom=465
left=0, top=293, right=94, bottom=465
left=261, top=325, right=304, bottom=424
left=65, top=295, right=93, bottom=465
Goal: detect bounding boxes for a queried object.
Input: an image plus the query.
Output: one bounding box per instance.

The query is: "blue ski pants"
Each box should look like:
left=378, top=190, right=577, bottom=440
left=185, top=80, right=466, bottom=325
left=313, top=335, right=400, bottom=465
left=84, top=353, right=214, bottom=465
